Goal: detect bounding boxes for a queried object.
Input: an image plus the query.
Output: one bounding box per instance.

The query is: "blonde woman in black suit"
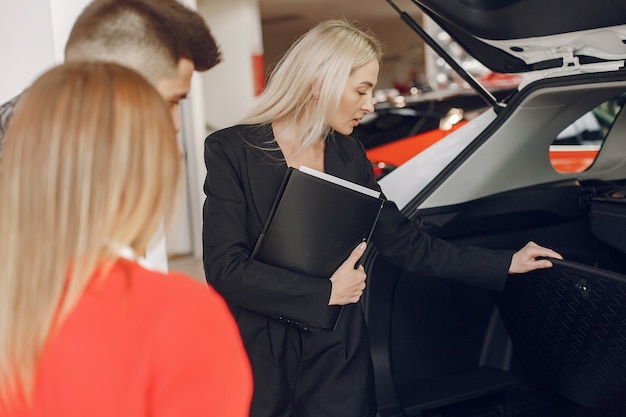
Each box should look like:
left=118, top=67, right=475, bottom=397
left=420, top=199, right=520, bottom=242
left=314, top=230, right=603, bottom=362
left=202, top=19, right=562, bottom=417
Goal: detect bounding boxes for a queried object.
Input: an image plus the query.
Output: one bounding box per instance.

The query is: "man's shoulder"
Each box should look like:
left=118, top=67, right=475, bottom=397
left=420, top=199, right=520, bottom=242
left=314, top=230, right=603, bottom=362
left=0, top=93, right=22, bottom=126
left=0, top=93, right=23, bottom=148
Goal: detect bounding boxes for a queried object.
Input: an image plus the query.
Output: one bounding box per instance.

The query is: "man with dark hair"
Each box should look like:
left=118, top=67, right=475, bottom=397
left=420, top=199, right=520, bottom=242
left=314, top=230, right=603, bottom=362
left=0, top=0, right=221, bottom=145
left=0, top=0, right=222, bottom=272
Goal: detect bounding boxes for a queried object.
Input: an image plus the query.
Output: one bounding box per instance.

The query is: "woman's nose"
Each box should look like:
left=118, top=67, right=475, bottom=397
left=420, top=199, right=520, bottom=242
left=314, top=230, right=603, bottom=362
left=362, top=95, right=374, bottom=113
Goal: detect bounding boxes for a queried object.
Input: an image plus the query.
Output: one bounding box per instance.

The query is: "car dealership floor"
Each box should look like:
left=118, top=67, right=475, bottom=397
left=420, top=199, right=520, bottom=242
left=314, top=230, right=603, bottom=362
left=169, top=255, right=205, bottom=283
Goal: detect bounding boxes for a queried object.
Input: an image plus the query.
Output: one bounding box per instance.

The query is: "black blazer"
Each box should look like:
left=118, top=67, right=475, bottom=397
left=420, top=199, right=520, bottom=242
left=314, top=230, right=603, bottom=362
left=202, top=124, right=513, bottom=330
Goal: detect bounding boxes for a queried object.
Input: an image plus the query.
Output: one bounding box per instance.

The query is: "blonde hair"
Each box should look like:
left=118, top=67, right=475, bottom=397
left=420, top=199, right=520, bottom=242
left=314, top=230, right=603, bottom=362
left=0, top=62, right=181, bottom=405
left=241, top=19, right=383, bottom=150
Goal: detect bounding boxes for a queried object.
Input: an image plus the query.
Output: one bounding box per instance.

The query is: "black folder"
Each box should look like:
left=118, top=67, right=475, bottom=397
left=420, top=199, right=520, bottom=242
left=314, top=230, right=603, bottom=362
left=251, top=166, right=385, bottom=330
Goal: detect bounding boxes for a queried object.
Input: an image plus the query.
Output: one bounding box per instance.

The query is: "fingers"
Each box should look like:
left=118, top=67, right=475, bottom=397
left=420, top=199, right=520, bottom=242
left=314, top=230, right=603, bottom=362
left=345, top=282, right=366, bottom=304
left=328, top=246, right=368, bottom=306
left=348, top=241, right=367, bottom=262
left=525, top=241, right=564, bottom=260
left=509, top=242, right=564, bottom=274
left=328, top=272, right=366, bottom=305
left=541, top=247, right=563, bottom=260
left=530, top=258, right=555, bottom=270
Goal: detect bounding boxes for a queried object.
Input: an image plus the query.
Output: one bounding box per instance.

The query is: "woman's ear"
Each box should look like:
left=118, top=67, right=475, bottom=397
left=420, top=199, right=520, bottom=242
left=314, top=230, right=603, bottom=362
left=311, top=79, right=320, bottom=100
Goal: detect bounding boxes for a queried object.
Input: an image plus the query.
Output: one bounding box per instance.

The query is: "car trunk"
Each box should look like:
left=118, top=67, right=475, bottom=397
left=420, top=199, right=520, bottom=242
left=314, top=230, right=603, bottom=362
left=362, top=69, right=626, bottom=417
left=365, top=3, right=626, bottom=416
left=364, top=175, right=626, bottom=416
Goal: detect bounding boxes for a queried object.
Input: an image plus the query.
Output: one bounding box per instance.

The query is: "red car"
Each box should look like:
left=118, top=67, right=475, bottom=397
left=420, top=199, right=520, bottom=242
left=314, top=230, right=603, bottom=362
left=355, top=91, right=605, bottom=179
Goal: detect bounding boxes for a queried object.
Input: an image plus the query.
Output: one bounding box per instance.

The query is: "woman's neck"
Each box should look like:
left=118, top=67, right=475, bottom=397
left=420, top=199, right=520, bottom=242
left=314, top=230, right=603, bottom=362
left=272, top=119, right=325, bottom=172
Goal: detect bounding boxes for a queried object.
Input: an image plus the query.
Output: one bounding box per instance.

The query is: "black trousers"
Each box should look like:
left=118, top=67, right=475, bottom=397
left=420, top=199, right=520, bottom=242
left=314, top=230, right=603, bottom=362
left=236, top=305, right=377, bottom=417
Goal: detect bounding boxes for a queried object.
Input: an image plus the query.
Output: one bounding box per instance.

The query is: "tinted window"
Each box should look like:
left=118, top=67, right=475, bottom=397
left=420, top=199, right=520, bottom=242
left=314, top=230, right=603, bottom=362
left=550, top=93, right=626, bottom=173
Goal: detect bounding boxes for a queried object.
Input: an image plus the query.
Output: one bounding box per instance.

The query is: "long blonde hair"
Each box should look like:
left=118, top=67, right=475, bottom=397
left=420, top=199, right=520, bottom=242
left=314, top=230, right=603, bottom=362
left=0, top=62, right=182, bottom=405
left=241, top=19, right=383, bottom=150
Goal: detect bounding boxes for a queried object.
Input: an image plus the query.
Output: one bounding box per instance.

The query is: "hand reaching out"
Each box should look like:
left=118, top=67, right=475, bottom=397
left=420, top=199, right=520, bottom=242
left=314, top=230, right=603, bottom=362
left=328, top=242, right=367, bottom=305
left=509, top=241, right=563, bottom=274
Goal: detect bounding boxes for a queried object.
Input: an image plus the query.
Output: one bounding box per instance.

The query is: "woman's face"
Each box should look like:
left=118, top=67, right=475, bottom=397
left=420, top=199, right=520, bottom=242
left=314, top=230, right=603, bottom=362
left=329, top=58, right=379, bottom=135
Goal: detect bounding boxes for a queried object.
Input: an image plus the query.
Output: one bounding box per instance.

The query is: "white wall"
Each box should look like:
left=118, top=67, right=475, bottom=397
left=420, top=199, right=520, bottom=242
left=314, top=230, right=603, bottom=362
left=49, top=0, right=93, bottom=62
left=180, top=0, right=262, bottom=258
left=0, top=2, right=57, bottom=102
left=0, top=1, right=98, bottom=103
left=198, top=0, right=262, bottom=131
left=163, top=0, right=203, bottom=258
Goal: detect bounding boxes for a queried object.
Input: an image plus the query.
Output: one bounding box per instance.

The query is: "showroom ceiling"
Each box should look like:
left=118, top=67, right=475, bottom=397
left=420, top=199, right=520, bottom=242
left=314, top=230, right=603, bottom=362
left=259, top=0, right=415, bottom=26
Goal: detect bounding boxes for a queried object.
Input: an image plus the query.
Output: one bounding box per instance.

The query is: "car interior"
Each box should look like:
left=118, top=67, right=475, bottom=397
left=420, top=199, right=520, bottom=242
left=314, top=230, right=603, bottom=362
left=362, top=61, right=626, bottom=416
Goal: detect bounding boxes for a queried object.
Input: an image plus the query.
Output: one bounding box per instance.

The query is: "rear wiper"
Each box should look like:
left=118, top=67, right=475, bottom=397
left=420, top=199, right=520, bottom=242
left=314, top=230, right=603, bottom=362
left=385, top=0, right=506, bottom=113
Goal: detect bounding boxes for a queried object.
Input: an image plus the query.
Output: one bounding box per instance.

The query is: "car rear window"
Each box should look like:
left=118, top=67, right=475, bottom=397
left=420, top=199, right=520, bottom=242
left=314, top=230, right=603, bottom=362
left=550, top=93, right=626, bottom=173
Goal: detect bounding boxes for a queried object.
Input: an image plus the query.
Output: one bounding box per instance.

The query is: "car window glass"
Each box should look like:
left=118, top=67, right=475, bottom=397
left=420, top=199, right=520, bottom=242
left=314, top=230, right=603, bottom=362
left=550, top=93, right=626, bottom=173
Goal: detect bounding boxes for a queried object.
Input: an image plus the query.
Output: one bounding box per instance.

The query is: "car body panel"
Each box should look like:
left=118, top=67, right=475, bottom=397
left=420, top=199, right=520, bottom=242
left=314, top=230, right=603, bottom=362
left=420, top=79, right=626, bottom=209
left=380, top=73, right=626, bottom=210
left=415, top=0, right=626, bottom=73
left=379, top=110, right=496, bottom=210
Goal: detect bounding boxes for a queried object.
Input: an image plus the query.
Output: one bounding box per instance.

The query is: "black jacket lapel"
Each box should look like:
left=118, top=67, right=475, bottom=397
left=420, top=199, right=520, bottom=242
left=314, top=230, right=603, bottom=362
left=243, top=126, right=288, bottom=226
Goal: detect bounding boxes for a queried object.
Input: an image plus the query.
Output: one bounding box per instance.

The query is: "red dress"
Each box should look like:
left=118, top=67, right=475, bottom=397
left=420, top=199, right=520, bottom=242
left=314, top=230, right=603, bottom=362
left=3, top=258, right=253, bottom=417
